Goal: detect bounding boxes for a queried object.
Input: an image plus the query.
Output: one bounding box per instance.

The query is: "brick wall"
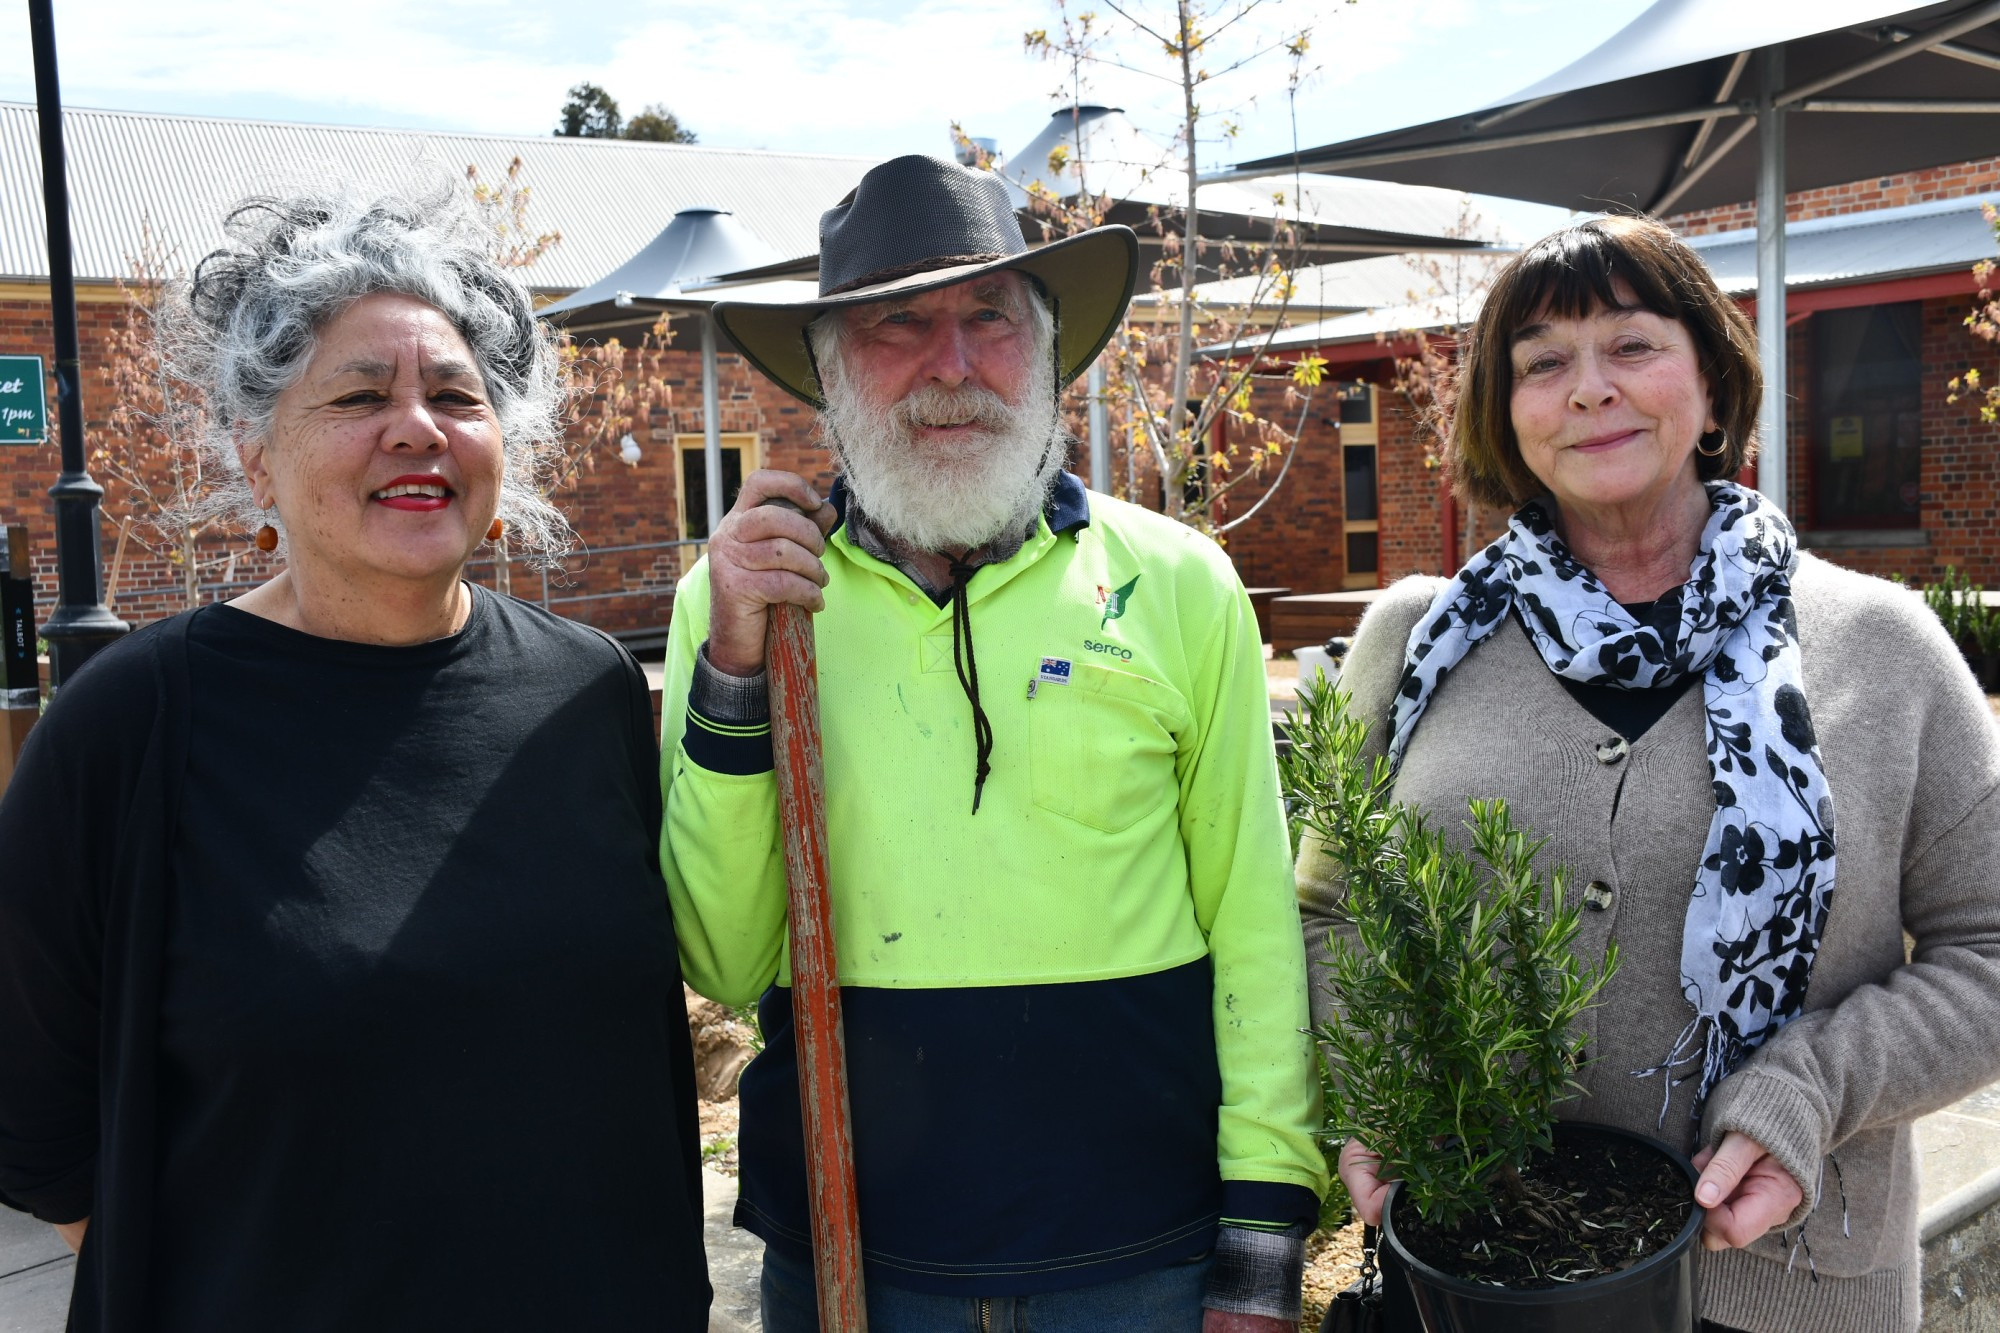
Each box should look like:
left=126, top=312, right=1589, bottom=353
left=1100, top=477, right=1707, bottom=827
left=1924, top=294, right=2000, bottom=582
left=1228, top=293, right=2000, bottom=593
left=1376, top=389, right=1449, bottom=582
left=1217, top=370, right=1488, bottom=592
left=1762, top=296, right=2000, bottom=586
left=9, top=280, right=1998, bottom=641
left=1670, top=156, right=2000, bottom=237
left=1206, top=373, right=1347, bottom=592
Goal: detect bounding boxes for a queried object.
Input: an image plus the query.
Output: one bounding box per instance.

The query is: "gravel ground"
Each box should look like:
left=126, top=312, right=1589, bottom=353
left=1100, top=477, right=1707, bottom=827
left=698, top=1097, right=740, bottom=1177
left=1299, top=1220, right=1367, bottom=1331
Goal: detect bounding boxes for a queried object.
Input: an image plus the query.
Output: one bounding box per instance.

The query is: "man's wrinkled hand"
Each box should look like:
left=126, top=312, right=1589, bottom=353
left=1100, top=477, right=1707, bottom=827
left=1691, top=1131, right=1803, bottom=1250
left=704, top=469, right=836, bottom=677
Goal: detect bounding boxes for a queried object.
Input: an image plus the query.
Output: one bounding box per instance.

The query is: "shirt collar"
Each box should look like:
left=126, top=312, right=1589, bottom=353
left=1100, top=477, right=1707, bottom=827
left=826, top=470, right=1093, bottom=539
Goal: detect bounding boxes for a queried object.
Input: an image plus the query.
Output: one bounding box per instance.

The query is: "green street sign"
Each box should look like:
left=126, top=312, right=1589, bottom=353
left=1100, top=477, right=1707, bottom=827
left=0, top=356, right=49, bottom=444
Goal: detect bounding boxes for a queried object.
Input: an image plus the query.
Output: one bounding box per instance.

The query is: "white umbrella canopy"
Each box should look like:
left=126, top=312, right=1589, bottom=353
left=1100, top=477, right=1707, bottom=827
left=1212, top=0, right=2000, bottom=216
left=1004, top=105, right=1506, bottom=267
left=539, top=207, right=800, bottom=538
left=539, top=205, right=786, bottom=326
left=1206, top=0, right=2000, bottom=513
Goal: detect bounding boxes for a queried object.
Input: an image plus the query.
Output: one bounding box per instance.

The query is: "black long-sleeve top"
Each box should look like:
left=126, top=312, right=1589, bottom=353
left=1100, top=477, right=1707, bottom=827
left=0, top=587, right=710, bottom=1331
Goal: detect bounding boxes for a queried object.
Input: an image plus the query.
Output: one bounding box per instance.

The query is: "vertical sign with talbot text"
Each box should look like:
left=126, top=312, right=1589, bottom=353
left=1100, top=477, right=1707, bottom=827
left=0, top=356, right=49, bottom=444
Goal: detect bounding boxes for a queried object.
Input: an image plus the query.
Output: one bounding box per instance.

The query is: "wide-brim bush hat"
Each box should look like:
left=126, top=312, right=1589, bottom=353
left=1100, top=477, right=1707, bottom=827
left=712, top=154, right=1139, bottom=408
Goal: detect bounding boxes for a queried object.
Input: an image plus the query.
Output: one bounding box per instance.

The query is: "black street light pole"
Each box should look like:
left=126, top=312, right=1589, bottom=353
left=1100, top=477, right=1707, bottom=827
left=29, top=0, right=129, bottom=686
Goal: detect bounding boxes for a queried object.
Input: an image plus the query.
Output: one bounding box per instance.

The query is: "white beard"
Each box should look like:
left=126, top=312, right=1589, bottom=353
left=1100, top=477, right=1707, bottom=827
left=819, top=351, right=1067, bottom=553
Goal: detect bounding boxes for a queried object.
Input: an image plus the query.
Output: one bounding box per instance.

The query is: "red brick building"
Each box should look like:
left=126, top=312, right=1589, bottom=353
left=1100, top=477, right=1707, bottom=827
left=0, top=102, right=873, bottom=638
left=0, top=102, right=1473, bottom=641
left=1214, top=156, right=2000, bottom=600
left=11, top=100, right=1988, bottom=647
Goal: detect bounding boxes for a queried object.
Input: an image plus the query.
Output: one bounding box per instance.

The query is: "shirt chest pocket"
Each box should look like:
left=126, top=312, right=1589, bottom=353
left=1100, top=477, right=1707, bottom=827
left=1026, top=663, right=1189, bottom=833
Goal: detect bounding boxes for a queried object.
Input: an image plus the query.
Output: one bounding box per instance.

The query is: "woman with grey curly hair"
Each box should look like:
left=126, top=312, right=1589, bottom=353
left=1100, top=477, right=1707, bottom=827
left=0, top=187, right=712, bottom=1331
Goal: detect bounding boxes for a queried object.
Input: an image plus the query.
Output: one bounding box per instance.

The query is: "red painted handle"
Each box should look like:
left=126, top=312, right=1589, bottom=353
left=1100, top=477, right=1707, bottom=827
left=767, top=596, right=868, bottom=1332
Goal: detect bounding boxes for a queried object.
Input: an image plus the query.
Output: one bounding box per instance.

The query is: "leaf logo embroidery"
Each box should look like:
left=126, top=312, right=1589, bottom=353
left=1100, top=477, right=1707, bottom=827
left=1098, top=574, right=1140, bottom=630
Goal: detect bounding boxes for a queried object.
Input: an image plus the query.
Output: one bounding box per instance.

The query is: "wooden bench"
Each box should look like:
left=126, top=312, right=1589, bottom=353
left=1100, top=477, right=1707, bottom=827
left=1269, top=589, right=1388, bottom=654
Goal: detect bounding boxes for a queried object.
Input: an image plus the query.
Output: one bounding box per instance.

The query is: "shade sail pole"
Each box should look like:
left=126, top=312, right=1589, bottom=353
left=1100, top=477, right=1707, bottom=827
left=1755, top=46, right=1788, bottom=513
left=1087, top=359, right=1110, bottom=492
left=701, top=313, right=725, bottom=538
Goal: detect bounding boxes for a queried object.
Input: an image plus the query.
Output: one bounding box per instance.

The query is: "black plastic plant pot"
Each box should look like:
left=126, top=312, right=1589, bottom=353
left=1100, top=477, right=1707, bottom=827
left=1380, top=1121, right=1706, bottom=1333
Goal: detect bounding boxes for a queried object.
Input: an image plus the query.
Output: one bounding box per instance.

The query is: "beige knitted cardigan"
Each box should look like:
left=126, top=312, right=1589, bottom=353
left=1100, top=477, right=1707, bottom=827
left=1298, top=553, right=2000, bottom=1333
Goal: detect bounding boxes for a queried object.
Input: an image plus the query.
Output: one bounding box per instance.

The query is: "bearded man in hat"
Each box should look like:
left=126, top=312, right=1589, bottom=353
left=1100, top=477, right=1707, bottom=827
left=659, top=155, right=1325, bottom=1331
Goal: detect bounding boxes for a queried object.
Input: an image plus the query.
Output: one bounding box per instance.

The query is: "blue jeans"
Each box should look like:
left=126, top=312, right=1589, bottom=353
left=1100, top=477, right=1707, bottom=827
left=758, top=1240, right=1214, bottom=1333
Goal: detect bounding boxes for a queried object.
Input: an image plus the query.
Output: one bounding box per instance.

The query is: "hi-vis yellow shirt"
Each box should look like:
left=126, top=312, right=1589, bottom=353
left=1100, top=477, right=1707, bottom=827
left=659, top=477, right=1325, bottom=1284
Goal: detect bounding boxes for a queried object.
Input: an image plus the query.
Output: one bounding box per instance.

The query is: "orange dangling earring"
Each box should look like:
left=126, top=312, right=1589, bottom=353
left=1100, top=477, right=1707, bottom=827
left=487, top=518, right=505, bottom=542
left=254, top=524, right=279, bottom=553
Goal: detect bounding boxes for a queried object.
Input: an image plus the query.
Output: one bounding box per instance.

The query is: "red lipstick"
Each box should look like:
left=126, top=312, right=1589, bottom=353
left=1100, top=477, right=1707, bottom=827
left=371, top=474, right=454, bottom=512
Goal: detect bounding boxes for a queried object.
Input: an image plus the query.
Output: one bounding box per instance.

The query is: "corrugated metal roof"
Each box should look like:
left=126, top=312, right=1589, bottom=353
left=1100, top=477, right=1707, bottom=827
left=1214, top=195, right=1999, bottom=356
left=1681, top=195, right=1998, bottom=291
left=1004, top=107, right=1489, bottom=239
left=1136, top=252, right=1501, bottom=318
left=1276, top=174, right=1522, bottom=243
left=0, top=102, right=876, bottom=290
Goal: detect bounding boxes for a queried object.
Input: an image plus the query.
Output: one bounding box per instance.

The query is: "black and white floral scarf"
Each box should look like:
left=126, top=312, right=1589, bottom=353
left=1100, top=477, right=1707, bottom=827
left=1386, top=481, right=1837, bottom=1117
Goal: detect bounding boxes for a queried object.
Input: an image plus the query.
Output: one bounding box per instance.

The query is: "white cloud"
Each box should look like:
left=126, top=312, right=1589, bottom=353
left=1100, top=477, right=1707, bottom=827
left=594, top=0, right=1053, bottom=156
left=3, top=0, right=1650, bottom=175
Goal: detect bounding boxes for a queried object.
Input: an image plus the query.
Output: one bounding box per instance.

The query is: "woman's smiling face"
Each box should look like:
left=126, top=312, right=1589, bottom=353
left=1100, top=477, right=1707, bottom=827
left=244, top=291, right=503, bottom=590
left=1507, top=288, right=1718, bottom=524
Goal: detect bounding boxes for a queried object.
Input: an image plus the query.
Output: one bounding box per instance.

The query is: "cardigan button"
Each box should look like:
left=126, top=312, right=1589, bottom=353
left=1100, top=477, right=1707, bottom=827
left=1584, top=881, right=1614, bottom=911
left=1595, top=737, right=1629, bottom=765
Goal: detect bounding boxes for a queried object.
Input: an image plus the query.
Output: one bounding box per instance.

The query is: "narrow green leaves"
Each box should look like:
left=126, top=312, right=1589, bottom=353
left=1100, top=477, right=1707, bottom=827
left=1282, top=680, right=1619, bottom=1228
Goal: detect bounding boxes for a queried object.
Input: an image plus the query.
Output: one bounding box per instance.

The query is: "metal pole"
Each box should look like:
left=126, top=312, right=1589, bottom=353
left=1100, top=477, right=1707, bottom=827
left=1087, top=359, right=1109, bottom=493
left=28, top=0, right=128, bottom=687
left=701, top=314, right=726, bottom=538
left=1755, top=49, right=1788, bottom=512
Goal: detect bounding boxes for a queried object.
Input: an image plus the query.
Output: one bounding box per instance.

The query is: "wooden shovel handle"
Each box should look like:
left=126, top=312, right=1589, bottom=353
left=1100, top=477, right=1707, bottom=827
left=764, top=500, right=868, bottom=1331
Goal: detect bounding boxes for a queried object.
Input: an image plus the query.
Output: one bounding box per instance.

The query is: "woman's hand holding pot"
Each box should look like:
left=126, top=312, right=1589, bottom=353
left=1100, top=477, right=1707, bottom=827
left=1691, top=1131, right=1803, bottom=1250
left=1337, top=1137, right=1394, bottom=1227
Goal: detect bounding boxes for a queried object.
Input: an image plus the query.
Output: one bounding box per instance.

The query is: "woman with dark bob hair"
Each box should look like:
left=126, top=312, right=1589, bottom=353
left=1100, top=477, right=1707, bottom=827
left=1302, top=214, right=2000, bottom=1332
left=0, top=186, right=711, bottom=1329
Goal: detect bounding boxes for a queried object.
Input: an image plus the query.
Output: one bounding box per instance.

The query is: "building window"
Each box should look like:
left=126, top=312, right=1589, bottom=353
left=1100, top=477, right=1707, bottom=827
left=1811, top=303, right=1921, bottom=529
left=1337, top=382, right=1379, bottom=589
left=675, top=433, right=762, bottom=540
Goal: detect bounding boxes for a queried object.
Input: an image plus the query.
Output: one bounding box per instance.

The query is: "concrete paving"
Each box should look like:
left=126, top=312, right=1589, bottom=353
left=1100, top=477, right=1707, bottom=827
left=0, top=1173, right=761, bottom=1333
left=0, top=1206, right=69, bottom=1333
left=1923, top=1084, right=2000, bottom=1332
left=704, top=1168, right=765, bottom=1333
left=7, top=1094, right=1999, bottom=1331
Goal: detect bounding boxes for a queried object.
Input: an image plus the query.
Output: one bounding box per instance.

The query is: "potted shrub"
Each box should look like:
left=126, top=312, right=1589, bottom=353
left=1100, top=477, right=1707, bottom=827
left=1281, top=680, right=1705, bottom=1333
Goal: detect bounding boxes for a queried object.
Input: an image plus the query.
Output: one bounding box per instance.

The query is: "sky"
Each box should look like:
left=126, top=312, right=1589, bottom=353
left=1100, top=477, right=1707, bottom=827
left=2, top=0, right=1656, bottom=237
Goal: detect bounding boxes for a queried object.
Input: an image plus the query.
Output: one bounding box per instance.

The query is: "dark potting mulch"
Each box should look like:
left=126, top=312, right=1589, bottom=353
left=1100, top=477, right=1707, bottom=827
left=1392, top=1133, right=1693, bottom=1290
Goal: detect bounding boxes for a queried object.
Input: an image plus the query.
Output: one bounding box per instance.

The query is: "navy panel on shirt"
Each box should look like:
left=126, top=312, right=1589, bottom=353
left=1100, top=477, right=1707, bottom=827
left=735, top=959, right=1223, bottom=1295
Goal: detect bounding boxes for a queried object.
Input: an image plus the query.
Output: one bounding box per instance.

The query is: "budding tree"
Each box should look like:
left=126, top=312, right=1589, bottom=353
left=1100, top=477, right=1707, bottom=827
left=87, top=159, right=668, bottom=611
left=96, top=223, right=222, bottom=612
left=1374, top=197, right=1505, bottom=558
left=464, top=158, right=677, bottom=591
left=1011, top=0, right=1341, bottom=537
left=1947, top=201, right=1999, bottom=425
